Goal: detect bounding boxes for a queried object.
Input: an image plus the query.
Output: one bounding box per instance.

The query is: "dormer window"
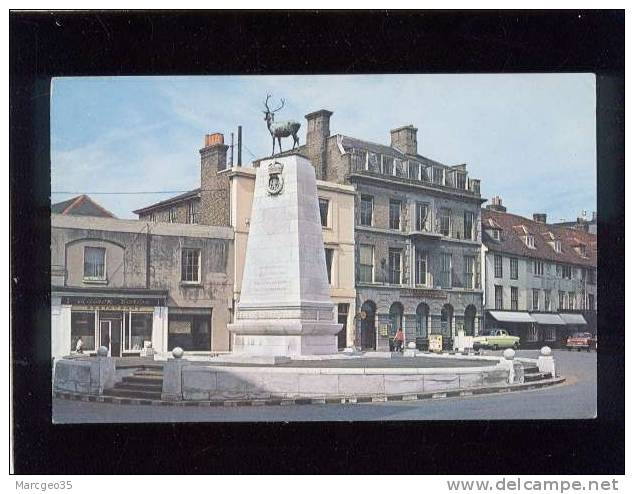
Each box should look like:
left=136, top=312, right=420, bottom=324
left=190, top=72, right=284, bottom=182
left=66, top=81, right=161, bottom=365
left=553, top=240, right=562, bottom=253
left=575, top=244, right=587, bottom=257
left=491, top=229, right=501, bottom=241
left=524, top=234, right=535, bottom=249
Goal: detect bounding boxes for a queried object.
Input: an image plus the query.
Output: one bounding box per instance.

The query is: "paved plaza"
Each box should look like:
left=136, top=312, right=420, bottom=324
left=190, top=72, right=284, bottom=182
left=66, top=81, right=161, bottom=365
left=52, top=349, right=596, bottom=423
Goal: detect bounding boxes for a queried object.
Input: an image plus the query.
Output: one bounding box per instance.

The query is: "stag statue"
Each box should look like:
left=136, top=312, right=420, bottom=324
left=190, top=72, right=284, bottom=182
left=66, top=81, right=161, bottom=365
left=263, top=95, right=301, bottom=155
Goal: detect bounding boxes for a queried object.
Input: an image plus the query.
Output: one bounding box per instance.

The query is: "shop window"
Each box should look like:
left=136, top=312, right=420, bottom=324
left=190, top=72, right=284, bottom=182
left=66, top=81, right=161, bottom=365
left=124, top=312, right=153, bottom=352
left=527, top=326, right=539, bottom=342
left=168, top=314, right=211, bottom=351
left=181, top=248, right=201, bottom=283
left=83, top=246, right=106, bottom=280
left=71, top=311, right=96, bottom=352
left=318, top=198, right=329, bottom=227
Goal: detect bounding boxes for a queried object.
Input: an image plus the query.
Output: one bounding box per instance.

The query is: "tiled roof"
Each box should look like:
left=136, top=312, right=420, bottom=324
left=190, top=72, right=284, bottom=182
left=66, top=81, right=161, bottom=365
left=482, top=208, right=596, bottom=268
left=51, top=195, right=116, bottom=218
left=132, top=188, right=200, bottom=214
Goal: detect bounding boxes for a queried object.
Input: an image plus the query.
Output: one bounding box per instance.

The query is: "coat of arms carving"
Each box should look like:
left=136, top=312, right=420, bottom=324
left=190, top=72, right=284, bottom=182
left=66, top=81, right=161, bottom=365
left=267, top=161, right=284, bottom=195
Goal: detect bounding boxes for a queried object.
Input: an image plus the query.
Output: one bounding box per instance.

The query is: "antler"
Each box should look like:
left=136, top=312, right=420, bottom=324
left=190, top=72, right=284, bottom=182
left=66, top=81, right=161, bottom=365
left=271, top=98, right=285, bottom=113
left=264, top=94, right=272, bottom=112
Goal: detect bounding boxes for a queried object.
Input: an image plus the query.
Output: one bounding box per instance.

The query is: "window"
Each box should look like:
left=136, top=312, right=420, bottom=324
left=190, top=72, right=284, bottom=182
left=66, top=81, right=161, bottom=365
left=149, top=212, right=156, bottom=223
left=588, top=294, right=595, bottom=310
left=358, top=244, right=374, bottom=283
left=408, top=161, right=420, bottom=180
left=568, top=292, right=575, bottom=310
left=510, top=257, right=518, bottom=280
left=587, top=269, right=596, bottom=285
left=415, top=202, right=430, bottom=231
left=463, top=211, right=475, bottom=240
left=544, top=290, right=551, bottom=312
left=440, top=253, right=452, bottom=288
left=389, top=200, right=401, bottom=230
left=494, top=254, right=503, bottom=278
left=168, top=314, right=211, bottom=351
left=527, top=326, right=539, bottom=342
left=381, top=155, right=394, bottom=175
left=491, top=229, right=501, bottom=241
left=455, top=172, right=466, bottom=190
left=71, top=311, right=96, bottom=352
left=318, top=198, right=329, bottom=227
left=494, top=285, right=503, bottom=310
left=187, top=201, right=199, bottom=224
left=532, top=289, right=540, bottom=311
left=559, top=265, right=572, bottom=279
left=432, top=167, right=443, bottom=184
left=553, top=240, right=562, bottom=253
left=359, top=195, right=373, bottom=226
left=83, top=246, right=106, bottom=280
left=169, top=207, right=177, bottom=223
left=545, top=327, right=556, bottom=342
left=525, top=235, right=535, bottom=248
left=124, top=312, right=153, bottom=351
left=511, top=287, right=518, bottom=311
left=464, top=255, right=475, bottom=289
left=388, top=248, right=402, bottom=284
left=533, top=260, right=544, bottom=276
left=439, top=208, right=451, bottom=237
left=415, top=248, right=428, bottom=286
left=558, top=291, right=565, bottom=311
left=181, top=248, right=201, bottom=283
left=324, top=248, right=334, bottom=284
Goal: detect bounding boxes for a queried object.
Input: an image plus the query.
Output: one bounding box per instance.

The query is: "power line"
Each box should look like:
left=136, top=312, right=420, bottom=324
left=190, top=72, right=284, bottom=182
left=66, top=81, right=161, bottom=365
left=52, top=190, right=192, bottom=195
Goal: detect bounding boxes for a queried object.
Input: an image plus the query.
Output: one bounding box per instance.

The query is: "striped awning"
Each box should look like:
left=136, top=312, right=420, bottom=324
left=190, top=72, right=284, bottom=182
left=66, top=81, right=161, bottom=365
left=531, top=313, right=566, bottom=325
left=559, top=313, right=587, bottom=325
left=489, top=311, right=535, bottom=323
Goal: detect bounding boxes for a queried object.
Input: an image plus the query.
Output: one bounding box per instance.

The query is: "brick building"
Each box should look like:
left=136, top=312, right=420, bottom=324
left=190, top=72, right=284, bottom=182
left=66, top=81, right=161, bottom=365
left=254, top=110, right=485, bottom=351
left=481, top=197, right=597, bottom=347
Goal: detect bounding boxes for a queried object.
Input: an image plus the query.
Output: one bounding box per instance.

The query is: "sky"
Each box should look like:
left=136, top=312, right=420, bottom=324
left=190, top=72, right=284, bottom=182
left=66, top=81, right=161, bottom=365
left=51, top=74, right=596, bottom=221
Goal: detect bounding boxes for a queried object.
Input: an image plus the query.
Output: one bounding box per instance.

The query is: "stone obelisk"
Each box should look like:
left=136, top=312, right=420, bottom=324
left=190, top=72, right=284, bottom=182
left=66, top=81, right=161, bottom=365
left=228, top=154, right=341, bottom=356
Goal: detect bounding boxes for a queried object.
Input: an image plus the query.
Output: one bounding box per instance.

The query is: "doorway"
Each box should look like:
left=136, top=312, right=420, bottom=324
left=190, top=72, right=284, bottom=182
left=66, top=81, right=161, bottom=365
left=99, top=318, right=122, bottom=357
left=360, top=300, right=376, bottom=350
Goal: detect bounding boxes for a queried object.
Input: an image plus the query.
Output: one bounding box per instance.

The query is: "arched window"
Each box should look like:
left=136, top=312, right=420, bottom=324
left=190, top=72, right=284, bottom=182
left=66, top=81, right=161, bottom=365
left=416, top=303, right=429, bottom=338
left=464, top=305, right=477, bottom=336
left=441, top=304, right=454, bottom=336
left=389, top=302, right=404, bottom=337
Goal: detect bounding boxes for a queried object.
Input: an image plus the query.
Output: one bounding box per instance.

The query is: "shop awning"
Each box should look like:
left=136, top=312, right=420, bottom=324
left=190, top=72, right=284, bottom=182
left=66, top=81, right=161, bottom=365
left=531, top=313, right=566, bottom=325
left=489, top=311, right=535, bottom=323
left=559, top=313, right=587, bottom=325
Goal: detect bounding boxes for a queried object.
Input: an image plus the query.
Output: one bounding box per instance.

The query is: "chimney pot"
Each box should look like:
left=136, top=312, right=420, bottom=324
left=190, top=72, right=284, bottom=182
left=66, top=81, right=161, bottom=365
left=533, top=213, right=547, bottom=223
left=205, top=133, right=224, bottom=147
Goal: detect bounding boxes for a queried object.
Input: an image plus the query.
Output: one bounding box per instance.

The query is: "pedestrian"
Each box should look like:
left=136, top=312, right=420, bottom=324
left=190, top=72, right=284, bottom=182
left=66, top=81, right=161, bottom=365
left=75, top=336, right=84, bottom=354
left=393, top=327, right=404, bottom=353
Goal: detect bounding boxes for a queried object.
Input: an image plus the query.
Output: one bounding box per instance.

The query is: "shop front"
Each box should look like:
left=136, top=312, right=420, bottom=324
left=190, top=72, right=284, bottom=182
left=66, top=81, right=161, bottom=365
left=52, top=288, right=168, bottom=361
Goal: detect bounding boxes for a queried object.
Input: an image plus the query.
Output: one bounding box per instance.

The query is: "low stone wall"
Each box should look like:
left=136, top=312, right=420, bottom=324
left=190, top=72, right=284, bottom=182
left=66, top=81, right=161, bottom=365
left=53, top=357, right=116, bottom=395
left=175, top=364, right=511, bottom=401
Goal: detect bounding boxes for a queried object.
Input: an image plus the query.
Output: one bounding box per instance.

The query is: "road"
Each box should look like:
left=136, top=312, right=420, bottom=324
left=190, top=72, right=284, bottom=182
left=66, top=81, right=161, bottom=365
left=52, top=349, right=596, bottom=423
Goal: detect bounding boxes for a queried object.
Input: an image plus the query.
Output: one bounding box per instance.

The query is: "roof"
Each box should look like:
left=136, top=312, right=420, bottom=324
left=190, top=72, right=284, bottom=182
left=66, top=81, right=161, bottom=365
left=339, top=135, right=447, bottom=169
left=132, top=188, right=200, bottom=214
left=482, top=208, right=597, bottom=268
left=51, top=195, right=116, bottom=218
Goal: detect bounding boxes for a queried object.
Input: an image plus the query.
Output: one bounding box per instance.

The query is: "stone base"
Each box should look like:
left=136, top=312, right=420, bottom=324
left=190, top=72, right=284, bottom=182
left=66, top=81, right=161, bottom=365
left=232, top=334, right=338, bottom=357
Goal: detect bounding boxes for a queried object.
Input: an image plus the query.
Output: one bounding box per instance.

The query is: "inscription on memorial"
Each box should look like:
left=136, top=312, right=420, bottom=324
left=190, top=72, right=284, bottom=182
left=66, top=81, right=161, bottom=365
left=248, top=264, right=289, bottom=296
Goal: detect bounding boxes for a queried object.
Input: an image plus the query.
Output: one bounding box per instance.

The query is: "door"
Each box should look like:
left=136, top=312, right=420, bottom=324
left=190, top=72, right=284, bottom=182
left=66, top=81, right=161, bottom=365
left=99, top=319, right=122, bottom=357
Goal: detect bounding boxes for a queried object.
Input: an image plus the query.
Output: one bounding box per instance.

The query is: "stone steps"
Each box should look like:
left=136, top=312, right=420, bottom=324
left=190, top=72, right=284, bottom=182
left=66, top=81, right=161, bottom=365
left=104, top=366, right=164, bottom=400
left=524, top=372, right=552, bottom=382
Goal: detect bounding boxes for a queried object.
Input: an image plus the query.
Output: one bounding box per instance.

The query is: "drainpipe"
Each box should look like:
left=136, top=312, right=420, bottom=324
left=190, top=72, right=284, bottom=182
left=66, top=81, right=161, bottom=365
left=146, top=224, right=151, bottom=289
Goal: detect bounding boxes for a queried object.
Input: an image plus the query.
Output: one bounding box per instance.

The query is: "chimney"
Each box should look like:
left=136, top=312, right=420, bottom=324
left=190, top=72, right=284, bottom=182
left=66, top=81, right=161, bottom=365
left=486, top=196, right=507, bottom=213
left=199, top=133, right=230, bottom=226
left=533, top=213, right=547, bottom=223
left=305, top=109, right=333, bottom=180
left=390, top=125, right=418, bottom=155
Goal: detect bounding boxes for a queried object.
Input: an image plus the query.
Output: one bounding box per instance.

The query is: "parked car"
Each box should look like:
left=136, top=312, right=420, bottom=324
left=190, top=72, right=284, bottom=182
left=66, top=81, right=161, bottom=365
left=473, top=329, right=520, bottom=351
left=566, top=332, right=596, bottom=351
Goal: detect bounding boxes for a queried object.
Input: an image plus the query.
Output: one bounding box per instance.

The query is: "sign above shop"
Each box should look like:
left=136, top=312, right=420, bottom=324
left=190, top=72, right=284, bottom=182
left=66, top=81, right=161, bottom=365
left=401, top=288, right=448, bottom=299
left=61, top=296, right=165, bottom=308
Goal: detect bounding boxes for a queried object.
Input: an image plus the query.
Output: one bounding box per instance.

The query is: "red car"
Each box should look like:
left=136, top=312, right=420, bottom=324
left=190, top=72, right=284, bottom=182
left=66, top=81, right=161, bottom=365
left=566, top=332, right=596, bottom=351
